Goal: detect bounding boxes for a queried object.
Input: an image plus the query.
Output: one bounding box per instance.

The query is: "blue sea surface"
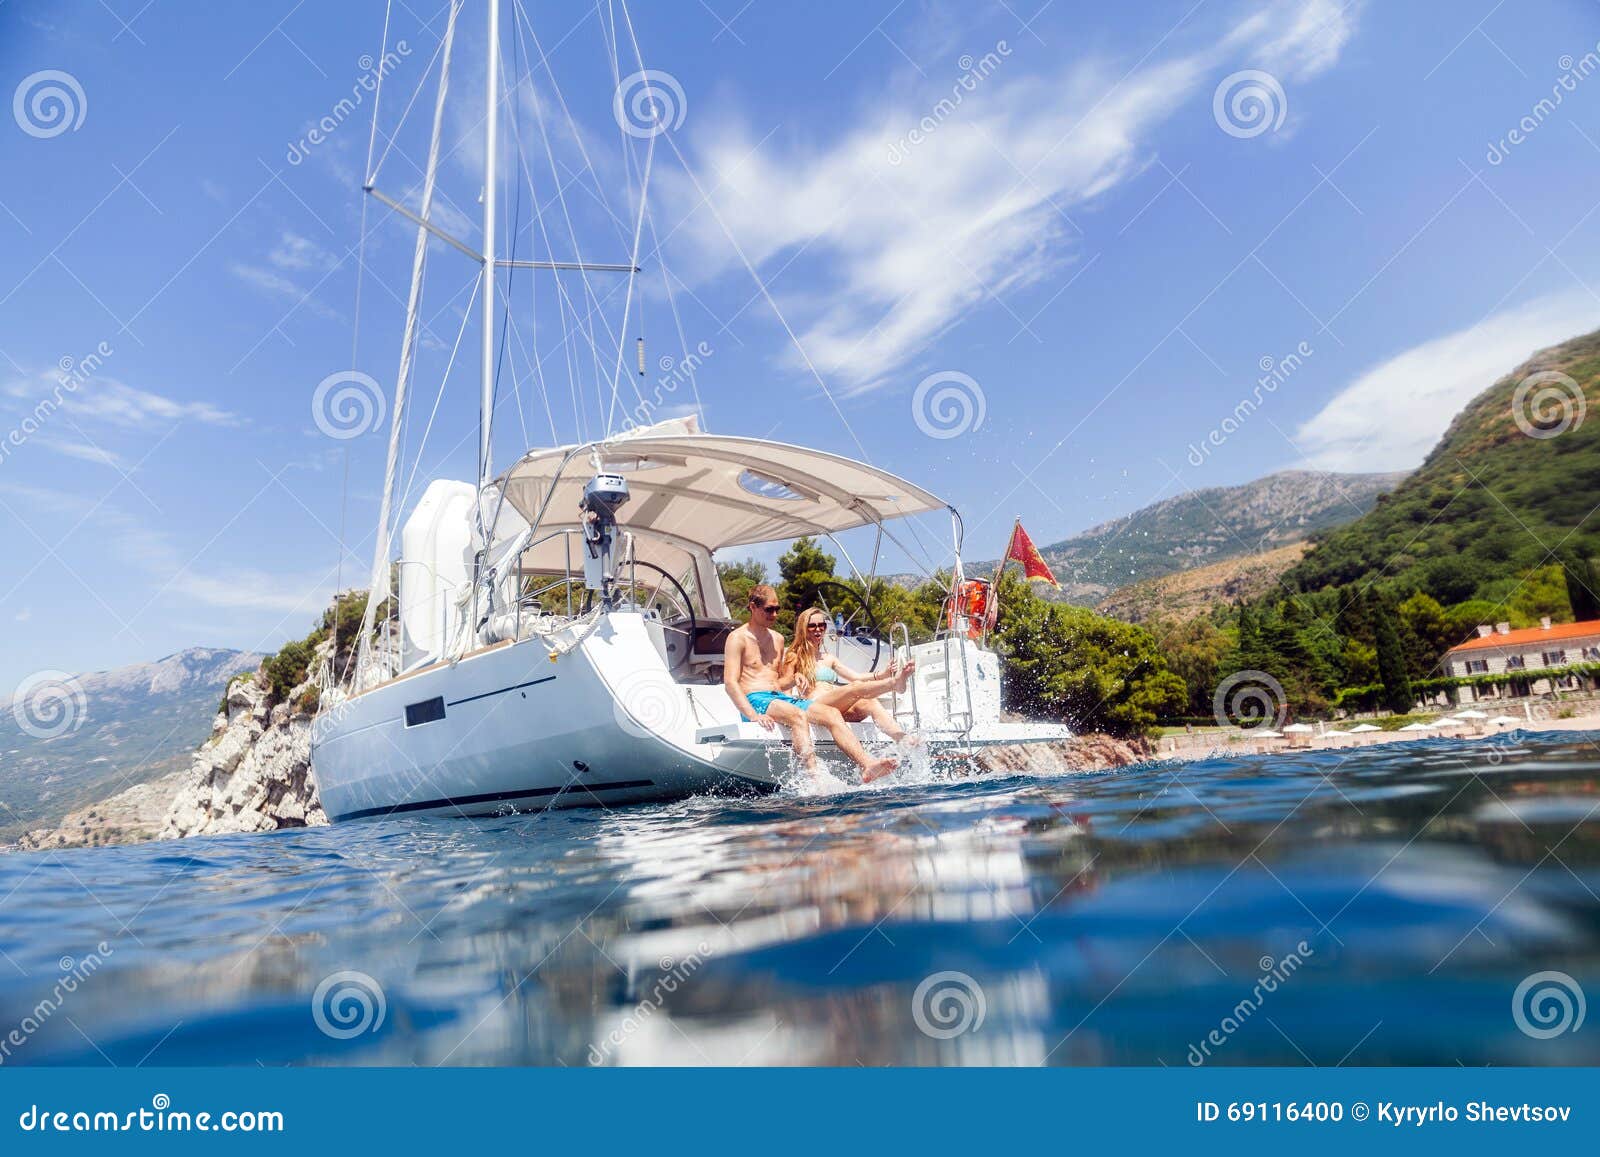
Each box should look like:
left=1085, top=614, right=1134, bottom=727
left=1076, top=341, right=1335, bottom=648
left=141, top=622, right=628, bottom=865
left=2, top=730, right=1598, bottom=1066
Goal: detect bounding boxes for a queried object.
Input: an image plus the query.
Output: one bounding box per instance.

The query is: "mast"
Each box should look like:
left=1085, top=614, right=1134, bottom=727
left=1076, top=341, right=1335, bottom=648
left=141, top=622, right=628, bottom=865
left=479, top=0, right=500, bottom=491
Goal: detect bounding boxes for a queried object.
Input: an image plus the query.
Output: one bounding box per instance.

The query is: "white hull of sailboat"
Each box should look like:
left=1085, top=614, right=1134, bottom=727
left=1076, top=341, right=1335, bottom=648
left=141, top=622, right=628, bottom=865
left=311, top=611, right=1073, bottom=823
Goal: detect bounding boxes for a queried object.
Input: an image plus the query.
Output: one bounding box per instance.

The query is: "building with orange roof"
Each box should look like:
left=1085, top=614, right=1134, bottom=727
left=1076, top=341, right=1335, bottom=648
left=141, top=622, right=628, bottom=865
left=1443, top=617, right=1600, bottom=703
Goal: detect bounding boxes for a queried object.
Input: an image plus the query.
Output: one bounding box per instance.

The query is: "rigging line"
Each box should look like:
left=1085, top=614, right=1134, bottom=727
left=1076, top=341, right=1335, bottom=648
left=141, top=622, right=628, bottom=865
left=650, top=128, right=870, bottom=463
left=362, top=0, right=395, bottom=181
left=597, top=0, right=654, bottom=435
left=398, top=273, right=480, bottom=513
left=642, top=192, right=704, bottom=427
left=603, top=125, right=656, bottom=434
left=500, top=14, right=556, bottom=446
left=610, top=0, right=949, bottom=574
left=490, top=18, right=529, bottom=452
left=368, top=28, right=450, bottom=185
left=510, top=2, right=639, bottom=416
left=357, top=0, right=461, bottom=673
left=501, top=294, right=559, bottom=445
left=512, top=0, right=631, bottom=252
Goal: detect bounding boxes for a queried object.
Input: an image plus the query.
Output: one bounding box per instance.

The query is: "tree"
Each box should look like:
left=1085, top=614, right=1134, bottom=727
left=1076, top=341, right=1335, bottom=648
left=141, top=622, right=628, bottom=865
left=1148, top=616, right=1229, bottom=717
left=1371, top=590, right=1415, bottom=715
left=992, top=570, right=1185, bottom=736
left=717, top=558, right=767, bottom=618
left=1560, top=548, right=1600, bottom=621
left=1397, top=590, right=1450, bottom=679
left=776, top=537, right=837, bottom=631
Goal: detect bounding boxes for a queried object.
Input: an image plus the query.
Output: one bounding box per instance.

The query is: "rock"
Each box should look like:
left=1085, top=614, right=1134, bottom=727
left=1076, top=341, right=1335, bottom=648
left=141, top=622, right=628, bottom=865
left=160, top=650, right=327, bottom=840
left=974, top=733, right=1155, bottom=776
left=14, top=769, right=191, bottom=851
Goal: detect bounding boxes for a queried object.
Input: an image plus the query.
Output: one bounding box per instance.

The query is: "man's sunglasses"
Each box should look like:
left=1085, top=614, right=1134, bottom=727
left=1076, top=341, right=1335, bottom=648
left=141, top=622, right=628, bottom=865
left=755, top=604, right=780, bottom=613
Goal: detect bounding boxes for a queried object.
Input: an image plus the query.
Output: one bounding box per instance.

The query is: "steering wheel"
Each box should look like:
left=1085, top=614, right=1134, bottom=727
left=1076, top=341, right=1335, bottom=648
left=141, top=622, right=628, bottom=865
left=625, top=560, right=699, bottom=676
left=812, top=579, right=882, bottom=670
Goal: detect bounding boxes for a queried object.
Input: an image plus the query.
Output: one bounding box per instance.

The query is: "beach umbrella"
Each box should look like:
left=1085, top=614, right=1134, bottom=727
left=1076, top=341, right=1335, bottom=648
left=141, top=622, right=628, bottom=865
left=1453, top=710, right=1489, bottom=720
left=1398, top=722, right=1435, bottom=732
left=1432, top=717, right=1466, bottom=729
left=1349, top=723, right=1381, bottom=733
left=1324, top=729, right=1352, bottom=737
left=1246, top=729, right=1284, bottom=738
left=1283, top=723, right=1314, bottom=733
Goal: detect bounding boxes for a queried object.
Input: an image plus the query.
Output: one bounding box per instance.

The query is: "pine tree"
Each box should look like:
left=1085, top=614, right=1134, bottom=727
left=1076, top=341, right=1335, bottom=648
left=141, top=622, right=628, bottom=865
left=1560, top=548, right=1600, bottom=621
left=1371, top=590, right=1415, bottom=715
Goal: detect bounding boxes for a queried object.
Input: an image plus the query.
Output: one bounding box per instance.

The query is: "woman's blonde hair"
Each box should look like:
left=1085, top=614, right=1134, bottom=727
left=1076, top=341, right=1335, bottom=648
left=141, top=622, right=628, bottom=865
left=788, top=606, right=830, bottom=686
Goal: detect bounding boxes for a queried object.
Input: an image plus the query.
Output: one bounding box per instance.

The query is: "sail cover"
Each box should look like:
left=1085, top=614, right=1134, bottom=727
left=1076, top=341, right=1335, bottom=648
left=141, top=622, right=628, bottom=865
left=491, top=432, right=947, bottom=569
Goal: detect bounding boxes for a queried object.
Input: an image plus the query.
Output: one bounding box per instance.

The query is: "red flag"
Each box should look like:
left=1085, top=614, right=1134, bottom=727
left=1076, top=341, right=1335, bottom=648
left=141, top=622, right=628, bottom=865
left=1003, top=520, right=1059, bottom=587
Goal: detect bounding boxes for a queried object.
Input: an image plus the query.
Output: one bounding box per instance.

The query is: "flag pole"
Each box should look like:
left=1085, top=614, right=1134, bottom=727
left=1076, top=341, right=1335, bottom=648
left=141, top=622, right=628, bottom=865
left=992, top=518, right=1018, bottom=587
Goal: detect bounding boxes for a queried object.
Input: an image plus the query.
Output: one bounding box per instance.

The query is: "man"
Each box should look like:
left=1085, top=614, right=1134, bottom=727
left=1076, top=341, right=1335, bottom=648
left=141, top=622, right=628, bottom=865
left=722, top=586, right=902, bottom=783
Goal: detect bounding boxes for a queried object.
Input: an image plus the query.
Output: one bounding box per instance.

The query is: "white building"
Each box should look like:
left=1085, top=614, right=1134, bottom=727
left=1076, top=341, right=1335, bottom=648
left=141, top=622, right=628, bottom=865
left=1442, top=617, right=1600, bottom=703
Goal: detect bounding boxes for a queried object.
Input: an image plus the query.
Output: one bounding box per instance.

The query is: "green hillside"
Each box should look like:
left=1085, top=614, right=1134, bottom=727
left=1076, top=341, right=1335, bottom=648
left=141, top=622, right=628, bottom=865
left=1286, top=329, right=1600, bottom=607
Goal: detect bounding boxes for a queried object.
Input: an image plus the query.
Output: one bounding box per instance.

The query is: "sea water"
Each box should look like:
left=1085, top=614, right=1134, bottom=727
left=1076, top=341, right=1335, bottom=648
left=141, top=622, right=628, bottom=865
left=1, top=731, right=1597, bottom=1066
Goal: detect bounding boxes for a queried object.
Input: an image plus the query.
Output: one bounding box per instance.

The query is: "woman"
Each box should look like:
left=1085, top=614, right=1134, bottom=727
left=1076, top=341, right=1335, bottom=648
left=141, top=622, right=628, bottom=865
left=784, top=606, right=919, bottom=748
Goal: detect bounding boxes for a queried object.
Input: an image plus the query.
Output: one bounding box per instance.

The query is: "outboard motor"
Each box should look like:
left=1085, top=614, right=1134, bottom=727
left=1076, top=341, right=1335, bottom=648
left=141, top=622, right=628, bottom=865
left=579, top=473, right=631, bottom=607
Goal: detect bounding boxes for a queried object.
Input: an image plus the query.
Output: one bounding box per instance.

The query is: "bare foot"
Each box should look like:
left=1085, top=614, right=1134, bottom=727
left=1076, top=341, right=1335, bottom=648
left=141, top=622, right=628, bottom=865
left=892, top=660, right=917, bottom=693
left=862, top=756, right=899, bottom=783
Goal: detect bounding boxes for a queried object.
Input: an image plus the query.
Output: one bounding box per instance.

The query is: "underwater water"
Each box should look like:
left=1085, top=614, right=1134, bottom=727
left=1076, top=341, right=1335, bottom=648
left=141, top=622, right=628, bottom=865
left=2, top=730, right=1597, bottom=1066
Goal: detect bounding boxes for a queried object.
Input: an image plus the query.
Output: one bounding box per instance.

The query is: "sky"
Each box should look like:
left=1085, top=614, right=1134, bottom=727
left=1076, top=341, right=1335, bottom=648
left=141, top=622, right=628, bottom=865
left=3, top=0, right=1600, bottom=687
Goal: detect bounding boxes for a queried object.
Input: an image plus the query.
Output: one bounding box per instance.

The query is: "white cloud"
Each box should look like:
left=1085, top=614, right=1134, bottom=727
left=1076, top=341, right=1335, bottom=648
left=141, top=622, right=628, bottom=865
left=230, top=261, right=343, bottom=322
left=68, top=379, right=237, bottom=428
left=1296, top=289, right=1600, bottom=471
left=268, top=232, right=338, bottom=273
left=660, top=0, right=1360, bottom=392
left=34, top=438, right=124, bottom=468
left=1, top=371, right=237, bottom=430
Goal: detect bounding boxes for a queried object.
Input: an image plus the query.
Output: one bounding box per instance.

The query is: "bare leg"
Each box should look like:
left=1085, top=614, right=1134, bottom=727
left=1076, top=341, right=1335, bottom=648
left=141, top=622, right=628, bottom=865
left=808, top=703, right=897, bottom=782
left=763, top=701, right=816, bottom=773
left=808, top=660, right=917, bottom=714
left=843, top=700, right=918, bottom=745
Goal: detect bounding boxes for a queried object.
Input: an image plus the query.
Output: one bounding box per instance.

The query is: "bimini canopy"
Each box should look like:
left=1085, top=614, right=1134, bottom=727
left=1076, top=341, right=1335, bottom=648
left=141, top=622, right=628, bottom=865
left=492, top=429, right=948, bottom=568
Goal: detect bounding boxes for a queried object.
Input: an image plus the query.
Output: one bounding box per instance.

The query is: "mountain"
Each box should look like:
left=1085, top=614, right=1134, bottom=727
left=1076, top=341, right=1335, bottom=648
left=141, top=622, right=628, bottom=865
left=1097, top=542, right=1310, bottom=624
left=1008, top=469, right=1407, bottom=605
left=0, top=647, right=262, bottom=843
left=1284, top=329, right=1600, bottom=602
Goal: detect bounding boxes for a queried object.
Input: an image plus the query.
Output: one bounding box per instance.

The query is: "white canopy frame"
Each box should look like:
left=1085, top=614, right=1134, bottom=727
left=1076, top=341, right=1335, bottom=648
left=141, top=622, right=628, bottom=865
left=475, top=426, right=961, bottom=633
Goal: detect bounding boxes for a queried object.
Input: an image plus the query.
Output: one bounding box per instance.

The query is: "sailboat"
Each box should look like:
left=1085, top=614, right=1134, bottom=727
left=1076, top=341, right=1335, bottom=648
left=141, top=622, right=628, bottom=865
left=310, top=0, right=1071, bottom=823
